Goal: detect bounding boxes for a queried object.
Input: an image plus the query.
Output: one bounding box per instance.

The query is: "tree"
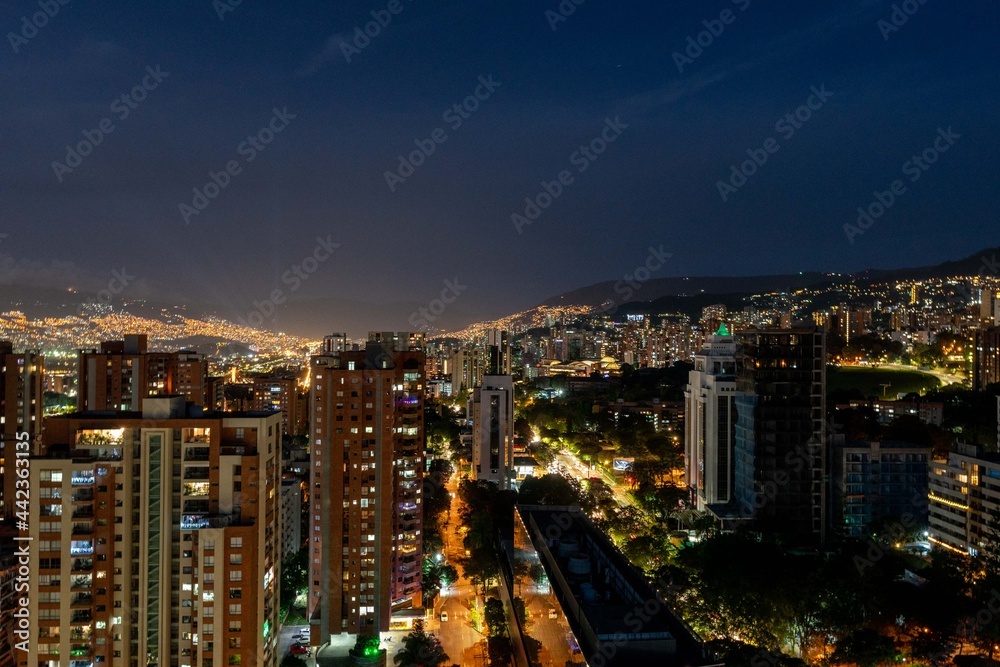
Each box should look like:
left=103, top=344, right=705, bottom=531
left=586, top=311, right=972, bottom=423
left=280, top=549, right=309, bottom=610
left=830, top=629, right=900, bottom=667
left=462, top=550, right=499, bottom=598
left=484, top=597, right=508, bottom=637
left=394, top=620, right=451, bottom=667
left=518, top=474, right=582, bottom=506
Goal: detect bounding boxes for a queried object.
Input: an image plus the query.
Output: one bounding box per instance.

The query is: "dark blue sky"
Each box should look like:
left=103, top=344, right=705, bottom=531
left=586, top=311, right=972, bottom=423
left=1, top=0, right=997, bottom=330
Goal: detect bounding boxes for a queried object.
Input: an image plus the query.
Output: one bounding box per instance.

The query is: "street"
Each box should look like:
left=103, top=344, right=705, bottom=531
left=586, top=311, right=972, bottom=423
left=433, top=474, right=489, bottom=666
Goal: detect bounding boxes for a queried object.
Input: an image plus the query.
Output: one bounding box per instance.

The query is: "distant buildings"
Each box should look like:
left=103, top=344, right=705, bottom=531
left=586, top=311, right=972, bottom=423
left=829, top=439, right=930, bottom=538
left=929, top=443, right=1000, bottom=556
left=449, top=347, right=483, bottom=393
left=23, top=397, right=282, bottom=667
left=734, top=328, right=827, bottom=543
left=308, top=332, right=425, bottom=641
left=843, top=398, right=944, bottom=426
left=251, top=371, right=306, bottom=436
left=470, top=374, right=515, bottom=488
left=76, top=335, right=208, bottom=411
left=684, top=325, right=738, bottom=511
left=974, top=326, right=1000, bottom=390
left=485, top=329, right=512, bottom=375
left=0, top=341, right=43, bottom=518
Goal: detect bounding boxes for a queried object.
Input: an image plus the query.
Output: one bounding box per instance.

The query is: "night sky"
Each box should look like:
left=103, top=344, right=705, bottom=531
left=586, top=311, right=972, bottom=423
left=1, top=0, right=997, bottom=332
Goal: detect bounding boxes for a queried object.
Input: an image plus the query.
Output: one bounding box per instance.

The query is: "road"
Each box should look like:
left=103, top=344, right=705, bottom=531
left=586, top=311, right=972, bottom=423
left=551, top=449, right=637, bottom=511
left=879, top=362, right=968, bottom=388
left=432, top=474, right=489, bottom=666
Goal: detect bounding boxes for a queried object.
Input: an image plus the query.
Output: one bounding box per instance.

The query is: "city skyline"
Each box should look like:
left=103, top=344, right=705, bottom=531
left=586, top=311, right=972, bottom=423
left=2, top=1, right=998, bottom=335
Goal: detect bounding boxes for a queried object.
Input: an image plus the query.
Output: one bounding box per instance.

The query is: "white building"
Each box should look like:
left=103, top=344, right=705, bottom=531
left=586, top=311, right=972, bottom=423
left=684, top=324, right=738, bottom=511
left=929, top=443, right=1000, bottom=557
left=470, top=375, right=515, bottom=488
left=281, top=477, right=302, bottom=556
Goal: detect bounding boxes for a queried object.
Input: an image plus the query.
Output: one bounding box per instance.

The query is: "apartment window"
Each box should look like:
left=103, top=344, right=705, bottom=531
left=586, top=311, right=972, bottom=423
left=229, top=588, right=242, bottom=599
left=229, top=570, right=242, bottom=581
left=230, top=554, right=242, bottom=565
left=229, top=604, right=242, bottom=615
left=230, top=537, right=243, bottom=548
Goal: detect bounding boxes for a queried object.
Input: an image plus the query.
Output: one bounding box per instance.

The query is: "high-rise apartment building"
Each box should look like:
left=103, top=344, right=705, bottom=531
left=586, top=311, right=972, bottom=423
left=1, top=341, right=44, bottom=518
left=449, top=348, right=482, bottom=393
left=252, top=372, right=306, bottom=437
left=20, top=397, right=282, bottom=667
left=308, top=333, right=424, bottom=642
left=928, top=443, right=1000, bottom=557
left=734, top=328, right=827, bottom=543
left=77, top=336, right=208, bottom=411
left=684, top=325, right=738, bottom=511
left=470, top=375, right=515, bottom=489
left=281, top=477, right=303, bottom=556
left=982, top=289, right=1000, bottom=326
left=974, top=327, right=1000, bottom=390
left=829, top=439, right=930, bottom=538
left=485, top=329, right=511, bottom=376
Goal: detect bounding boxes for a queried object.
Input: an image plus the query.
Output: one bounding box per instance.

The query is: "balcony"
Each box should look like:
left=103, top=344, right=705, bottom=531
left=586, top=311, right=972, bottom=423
left=70, top=611, right=93, bottom=624
left=71, top=594, right=93, bottom=607
left=71, top=559, right=94, bottom=573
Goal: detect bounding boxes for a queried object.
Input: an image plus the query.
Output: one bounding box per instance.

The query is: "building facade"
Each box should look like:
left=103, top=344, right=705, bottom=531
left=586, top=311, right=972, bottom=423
left=974, top=327, right=1000, bottom=390
left=829, top=439, right=930, bottom=538
left=252, top=373, right=305, bottom=437
left=928, top=443, right=1000, bottom=557
left=77, top=336, right=208, bottom=411
left=281, top=477, right=302, bottom=557
left=19, top=397, right=282, bottom=667
left=734, top=328, right=827, bottom=543
left=470, top=375, right=515, bottom=489
left=684, top=325, right=738, bottom=511
left=308, top=333, right=424, bottom=642
left=1, top=341, right=44, bottom=518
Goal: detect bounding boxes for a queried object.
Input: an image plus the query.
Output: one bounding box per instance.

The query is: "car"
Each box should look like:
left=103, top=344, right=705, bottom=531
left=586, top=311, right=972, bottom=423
left=440, top=611, right=449, bottom=622
left=290, top=643, right=308, bottom=655
left=548, top=608, right=558, bottom=619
